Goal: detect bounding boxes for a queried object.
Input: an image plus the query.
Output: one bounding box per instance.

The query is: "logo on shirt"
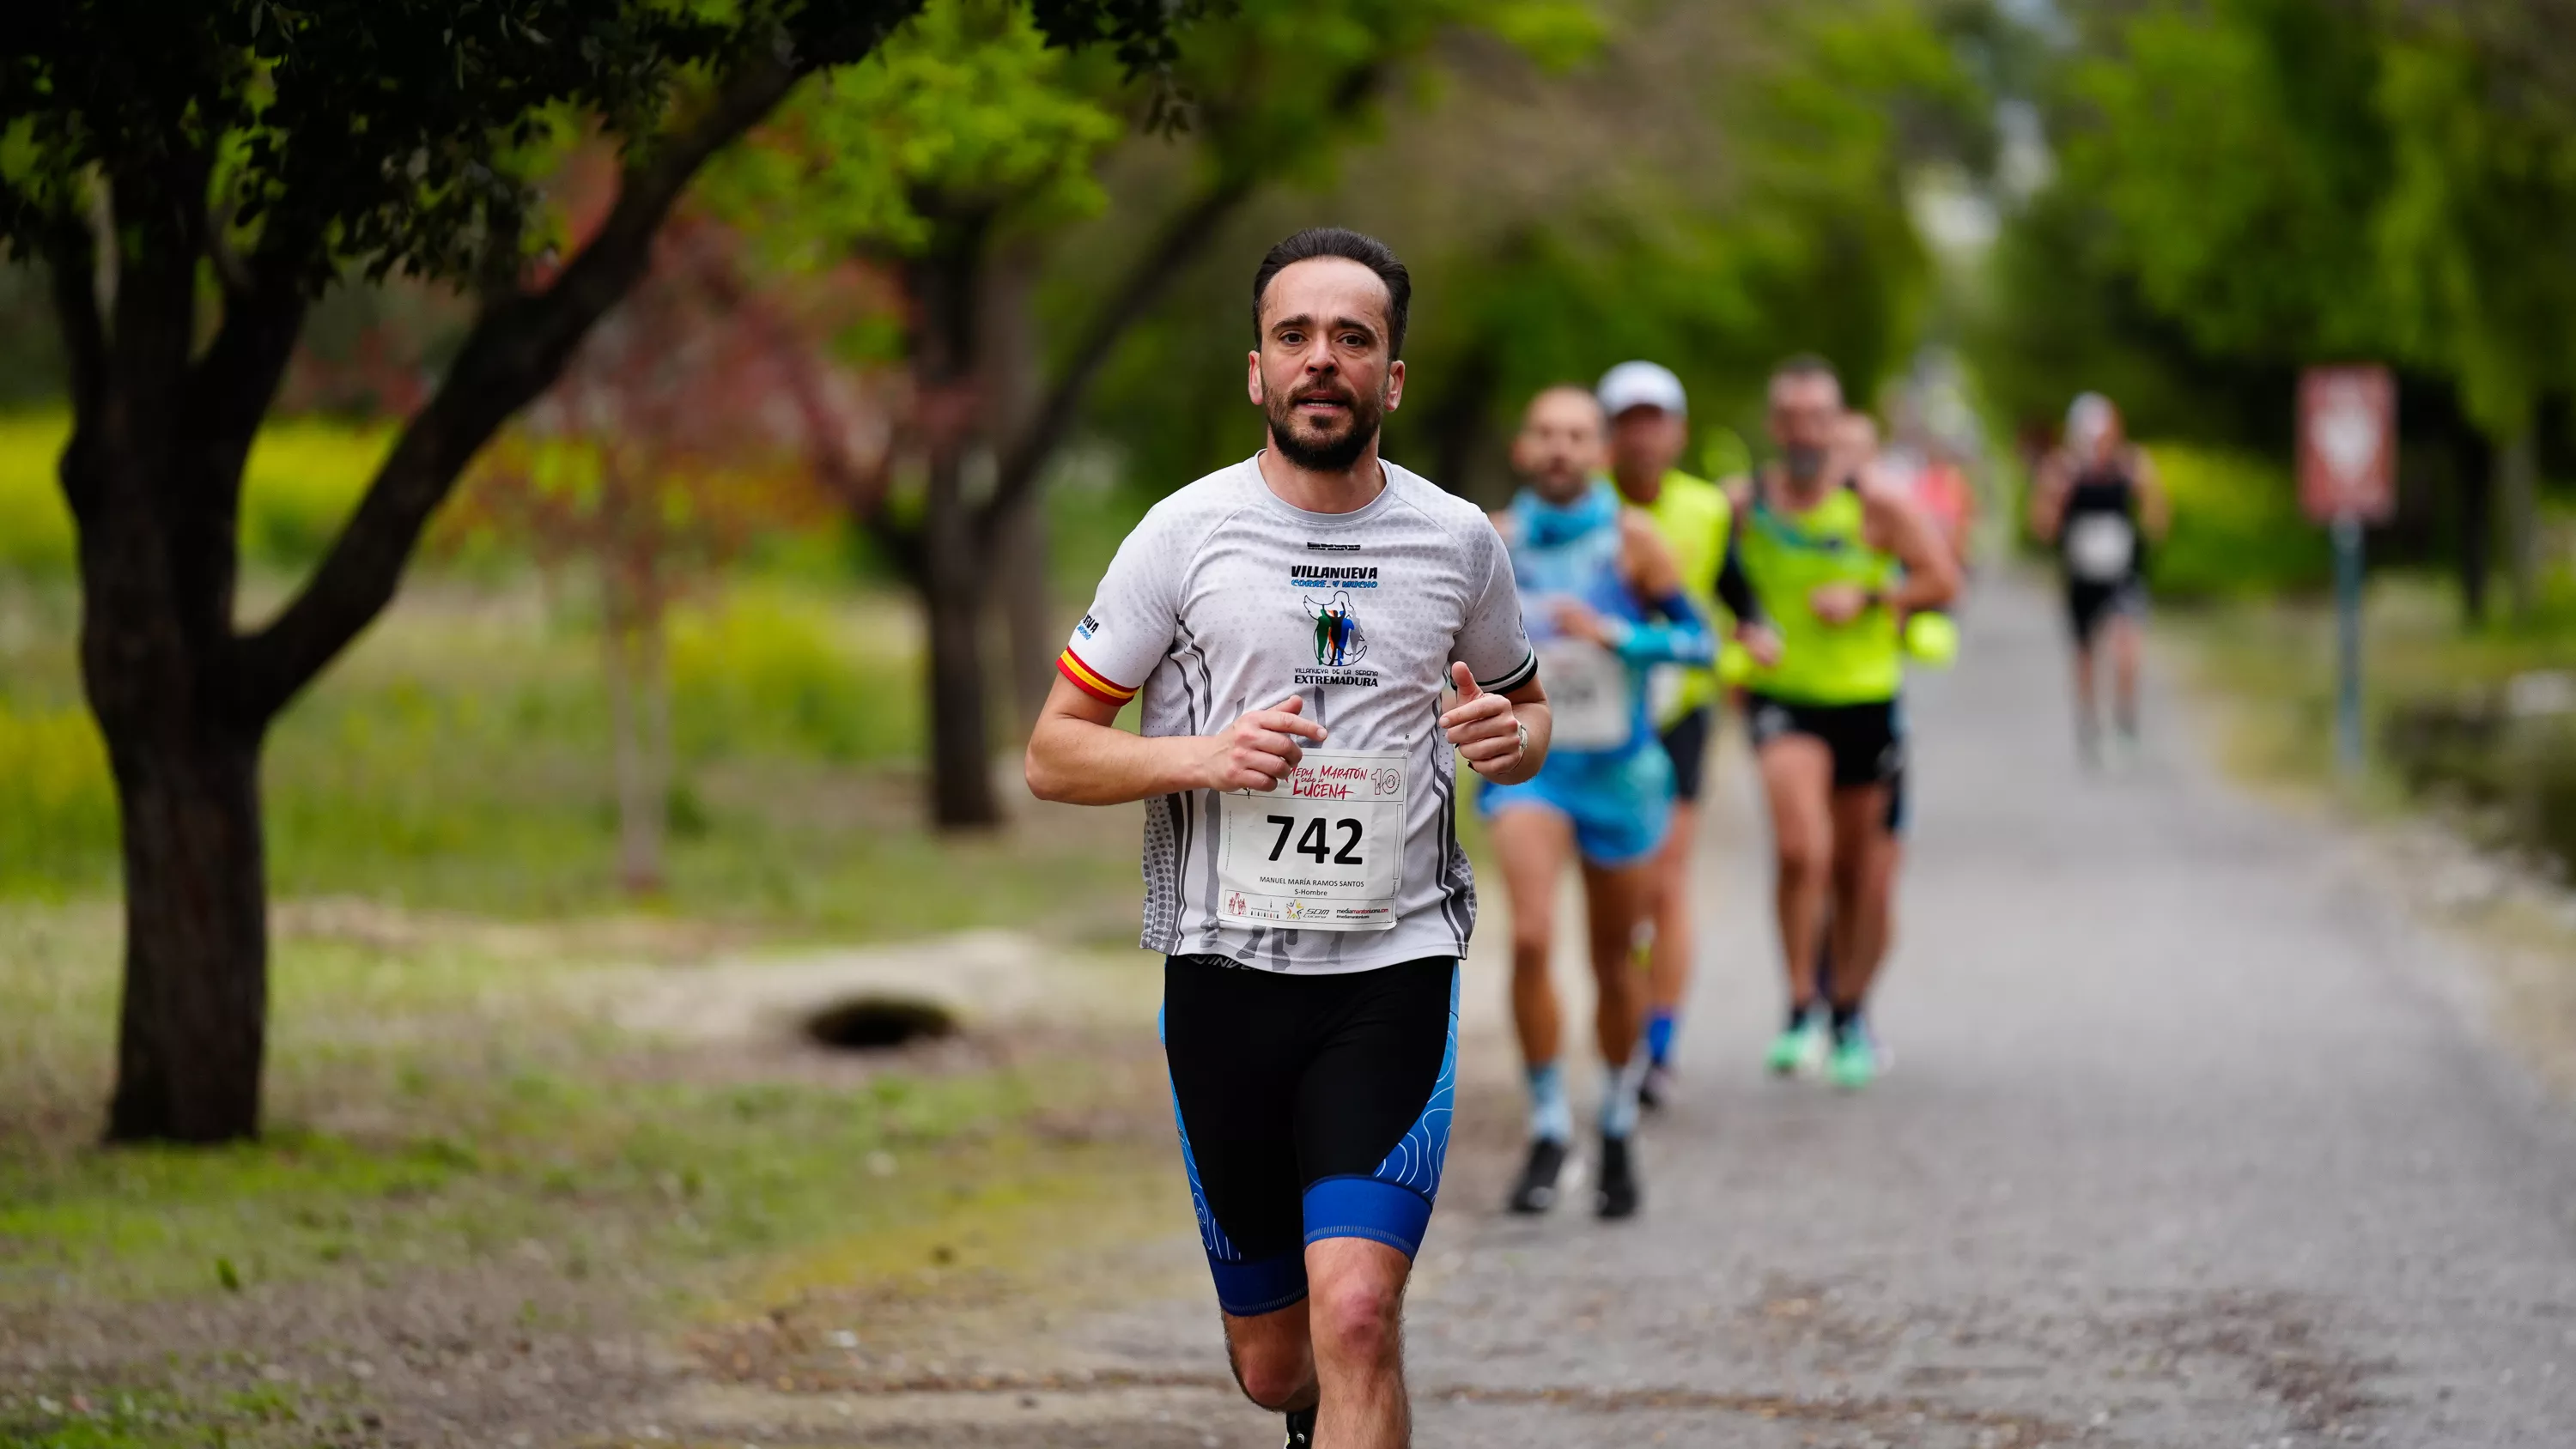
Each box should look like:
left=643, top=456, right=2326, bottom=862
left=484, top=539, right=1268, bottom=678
left=1305, top=541, right=1364, bottom=552
left=1074, top=612, right=1102, bottom=640
left=1303, top=590, right=1369, bottom=667
left=1291, top=563, right=1379, bottom=589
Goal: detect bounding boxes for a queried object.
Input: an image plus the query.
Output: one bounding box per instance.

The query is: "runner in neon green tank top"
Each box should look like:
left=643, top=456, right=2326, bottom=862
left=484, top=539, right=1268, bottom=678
left=1595, top=363, right=1780, bottom=1113
left=1736, top=359, right=1958, bottom=1090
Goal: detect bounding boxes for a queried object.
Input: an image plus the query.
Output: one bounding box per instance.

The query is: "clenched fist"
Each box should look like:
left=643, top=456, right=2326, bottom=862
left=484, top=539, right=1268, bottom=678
left=1440, top=662, right=1525, bottom=779
left=1200, top=696, right=1329, bottom=792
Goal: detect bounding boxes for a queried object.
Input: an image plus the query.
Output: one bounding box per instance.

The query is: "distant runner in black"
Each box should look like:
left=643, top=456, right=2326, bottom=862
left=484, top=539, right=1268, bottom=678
left=2030, top=393, right=2167, bottom=768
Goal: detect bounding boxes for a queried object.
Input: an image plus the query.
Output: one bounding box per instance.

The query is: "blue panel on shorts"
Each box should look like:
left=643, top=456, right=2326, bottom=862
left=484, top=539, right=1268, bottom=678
left=1369, top=967, right=1457, bottom=1201
left=1208, top=1251, right=1311, bottom=1318
left=1302, top=1175, right=1436, bottom=1258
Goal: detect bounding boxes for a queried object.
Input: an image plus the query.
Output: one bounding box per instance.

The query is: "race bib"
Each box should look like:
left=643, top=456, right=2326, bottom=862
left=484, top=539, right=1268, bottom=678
left=1217, top=749, right=1407, bottom=932
left=2066, top=513, right=2136, bottom=582
left=1538, top=640, right=1632, bottom=751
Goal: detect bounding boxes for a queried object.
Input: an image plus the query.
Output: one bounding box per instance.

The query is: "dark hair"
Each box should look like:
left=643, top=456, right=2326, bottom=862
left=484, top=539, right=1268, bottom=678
left=1770, top=352, right=1840, bottom=386
left=1252, top=227, right=1412, bottom=359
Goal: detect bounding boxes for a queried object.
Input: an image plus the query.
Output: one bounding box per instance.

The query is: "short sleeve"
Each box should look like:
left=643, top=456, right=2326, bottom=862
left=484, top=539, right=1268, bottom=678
left=1451, top=519, right=1536, bottom=693
left=1057, top=518, right=1178, bottom=706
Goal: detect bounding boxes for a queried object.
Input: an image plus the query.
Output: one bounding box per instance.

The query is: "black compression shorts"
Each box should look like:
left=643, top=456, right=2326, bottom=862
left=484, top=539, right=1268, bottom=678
left=2066, top=578, right=2145, bottom=648
left=1161, top=954, right=1457, bottom=1318
left=1658, top=706, right=1714, bottom=803
left=1745, top=694, right=1906, bottom=791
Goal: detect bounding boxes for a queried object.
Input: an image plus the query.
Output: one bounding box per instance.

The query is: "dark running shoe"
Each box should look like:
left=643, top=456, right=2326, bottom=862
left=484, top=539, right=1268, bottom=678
left=1284, top=1405, right=1316, bottom=1447
left=1638, top=1060, right=1674, bottom=1113
left=1596, top=1135, right=1640, bottom=1221
left=1506, top=1137, right=1571, bottom=1215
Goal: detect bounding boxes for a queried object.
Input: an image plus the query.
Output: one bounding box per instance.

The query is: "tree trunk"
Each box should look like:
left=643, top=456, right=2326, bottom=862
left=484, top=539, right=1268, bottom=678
left=101, top=718, right=270, bottom=1143
left=903, top=206, right=1004, bottom=829
left=923, top=451, right=1001, bottom=828
left=2454, top=416, right=2493, bottom=627
left=2500, top=424, right=2539, bottom=624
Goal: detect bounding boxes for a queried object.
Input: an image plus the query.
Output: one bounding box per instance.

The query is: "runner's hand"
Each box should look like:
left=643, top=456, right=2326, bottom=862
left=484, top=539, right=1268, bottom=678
left=1204, top=695, right=1327, bottom=792
left=1735, top=621, right=1784, bottom=668
left=1808, top=582, right=1868, bottom=625
left=1441, top=662, right=1523, bottom=777
left=1550, top=597, right=1613, bottom=646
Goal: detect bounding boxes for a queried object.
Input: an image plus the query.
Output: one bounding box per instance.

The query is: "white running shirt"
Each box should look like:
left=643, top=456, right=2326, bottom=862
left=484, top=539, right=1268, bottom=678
left=1058, top=456, right=1536, bottom=974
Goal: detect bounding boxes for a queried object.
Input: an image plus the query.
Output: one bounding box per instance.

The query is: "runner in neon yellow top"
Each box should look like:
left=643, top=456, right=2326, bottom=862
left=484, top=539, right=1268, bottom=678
left=1595, top=362, right=1777, bottom=1112
left=1735, top=357, right=1958, bottom=1090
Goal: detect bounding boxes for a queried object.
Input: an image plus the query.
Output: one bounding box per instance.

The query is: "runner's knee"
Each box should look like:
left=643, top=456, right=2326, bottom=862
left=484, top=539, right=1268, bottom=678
left=1776, top=831, right=1831, bottom=885
left=1510, top=908, right=1554, bottom=964
left=1226, top=1334, right=1313, bottom=1410
left=1308, top=1274, right=1402, bottom=1367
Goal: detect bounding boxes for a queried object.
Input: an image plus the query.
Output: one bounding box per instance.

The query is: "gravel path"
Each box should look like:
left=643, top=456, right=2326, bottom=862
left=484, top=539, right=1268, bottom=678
left=684, top=577, right=2576, bottom=1448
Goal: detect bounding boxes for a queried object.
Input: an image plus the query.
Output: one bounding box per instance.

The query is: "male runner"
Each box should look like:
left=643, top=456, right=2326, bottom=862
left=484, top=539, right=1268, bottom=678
left=1735, top=358, right=1958, bottom=1090
left=1026, top=228, right=1547, bottom=1449
left=1479, top=385, right=1715, bottom=1221
left=2030, top=391, right=2166, bottom=767
left=1593, top=361, right=1772, bottom=1110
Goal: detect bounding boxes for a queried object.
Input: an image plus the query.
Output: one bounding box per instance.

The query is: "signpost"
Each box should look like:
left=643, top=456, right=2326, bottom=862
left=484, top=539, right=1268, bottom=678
left=2297, top=366, right=2397, bottom=776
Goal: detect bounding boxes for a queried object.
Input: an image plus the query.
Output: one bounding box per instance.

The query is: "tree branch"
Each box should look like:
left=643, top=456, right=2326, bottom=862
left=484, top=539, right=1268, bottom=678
left=234, top=48, right=810, bottom=722
left=975, top=169, right=1257, bottom=541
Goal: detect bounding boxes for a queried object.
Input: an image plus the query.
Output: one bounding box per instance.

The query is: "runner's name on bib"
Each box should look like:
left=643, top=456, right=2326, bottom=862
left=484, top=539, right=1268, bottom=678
left=1538, top=640, right=1631, bottom=751
left=1217, top=749, right=1407, bottom=932
left=2066, top=514, right=2136, bottom=582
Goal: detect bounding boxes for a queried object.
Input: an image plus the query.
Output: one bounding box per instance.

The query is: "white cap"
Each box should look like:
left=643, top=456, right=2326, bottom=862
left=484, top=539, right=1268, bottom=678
left=1597, top=360, right=1686, bottom=419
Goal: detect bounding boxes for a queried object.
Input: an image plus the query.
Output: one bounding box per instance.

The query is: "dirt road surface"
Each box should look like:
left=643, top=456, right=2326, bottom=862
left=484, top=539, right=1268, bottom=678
left=664, top=579, right=2576, bottom=1448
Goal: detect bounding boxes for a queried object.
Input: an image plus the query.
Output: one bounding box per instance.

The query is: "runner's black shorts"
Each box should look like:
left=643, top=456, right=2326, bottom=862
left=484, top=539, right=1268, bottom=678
left=1161, top=953, right=1457, bottom=1317
left=2065, top=577, right=2145, bottom=648
left=1745, top=693, right=1906, bottom=791
left=1658, top=705, right=1715, bottom=803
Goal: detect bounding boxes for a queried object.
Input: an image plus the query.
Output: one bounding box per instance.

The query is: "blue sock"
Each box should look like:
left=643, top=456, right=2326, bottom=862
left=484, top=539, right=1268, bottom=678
left=1600, top=1058, right=1646, bottom=1141
left=1644, top=1009, right=1679, bottom=1068
left=1526, top=1060, right=1572, bottom=1143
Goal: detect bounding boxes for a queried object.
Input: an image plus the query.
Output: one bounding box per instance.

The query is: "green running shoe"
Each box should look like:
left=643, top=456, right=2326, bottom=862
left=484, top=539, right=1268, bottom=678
left=1827, top=1028, right=1880, bottom=1090
left=1765, top=1018, right=1825, bottom=1076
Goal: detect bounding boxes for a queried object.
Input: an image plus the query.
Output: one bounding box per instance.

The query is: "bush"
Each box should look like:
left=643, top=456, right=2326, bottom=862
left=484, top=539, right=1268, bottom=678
left=238, top=418, right=398, bottom=569
left=669, top=587, right=920, bottom=764
left=2142, top=443, right=2333, bottom=602
left=0, top=411, right=392, bottom=577
left=0, top=694, right=118, bottom=889
left=0, top=414, right=75, bottom=576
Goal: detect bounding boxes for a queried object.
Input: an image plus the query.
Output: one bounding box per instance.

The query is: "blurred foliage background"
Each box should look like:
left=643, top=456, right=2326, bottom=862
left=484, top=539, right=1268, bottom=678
left=6, top=4, right=2576, bottom=1435
left=5, top=0, right=2574, bottom=909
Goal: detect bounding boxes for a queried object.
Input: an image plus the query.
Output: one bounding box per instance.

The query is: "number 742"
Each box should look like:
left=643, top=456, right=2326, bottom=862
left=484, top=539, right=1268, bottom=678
left=1267, top=815, right=1364, bottom=865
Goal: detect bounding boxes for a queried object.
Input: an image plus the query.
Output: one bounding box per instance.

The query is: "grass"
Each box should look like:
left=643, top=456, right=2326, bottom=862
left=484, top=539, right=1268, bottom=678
left=0, top=888, right=1164, bottom=1447
left=0, top=900, right=1047, bottom=1302
left=2173, top=569, right=2576, bottom=871
left=0, top=573, right=1144, bottom=939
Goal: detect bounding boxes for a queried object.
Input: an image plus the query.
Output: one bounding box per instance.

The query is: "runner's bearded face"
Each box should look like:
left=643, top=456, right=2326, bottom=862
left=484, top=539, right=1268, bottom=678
left=1768, top=373, right=1842, bottom=484
left=1251, top=258, right=1400, bottom=472
left=1512, top=388, right=1606, bottom=506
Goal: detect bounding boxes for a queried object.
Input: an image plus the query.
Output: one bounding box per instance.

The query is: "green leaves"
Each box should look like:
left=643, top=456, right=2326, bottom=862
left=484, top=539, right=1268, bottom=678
left=722, top=0, right=1124, bottom=259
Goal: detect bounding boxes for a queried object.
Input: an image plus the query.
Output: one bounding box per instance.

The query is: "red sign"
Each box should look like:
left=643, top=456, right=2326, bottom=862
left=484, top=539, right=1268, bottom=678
left=2299, top=366, right=2397, bottom=524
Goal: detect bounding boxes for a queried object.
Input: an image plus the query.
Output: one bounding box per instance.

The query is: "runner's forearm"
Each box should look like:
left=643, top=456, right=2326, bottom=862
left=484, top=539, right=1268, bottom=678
left=1605, top=591, right=1716, bottom=667
left=1025, top=715, right=1210, bottom=806
left=1716, top=524, right=1765, bottom=626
